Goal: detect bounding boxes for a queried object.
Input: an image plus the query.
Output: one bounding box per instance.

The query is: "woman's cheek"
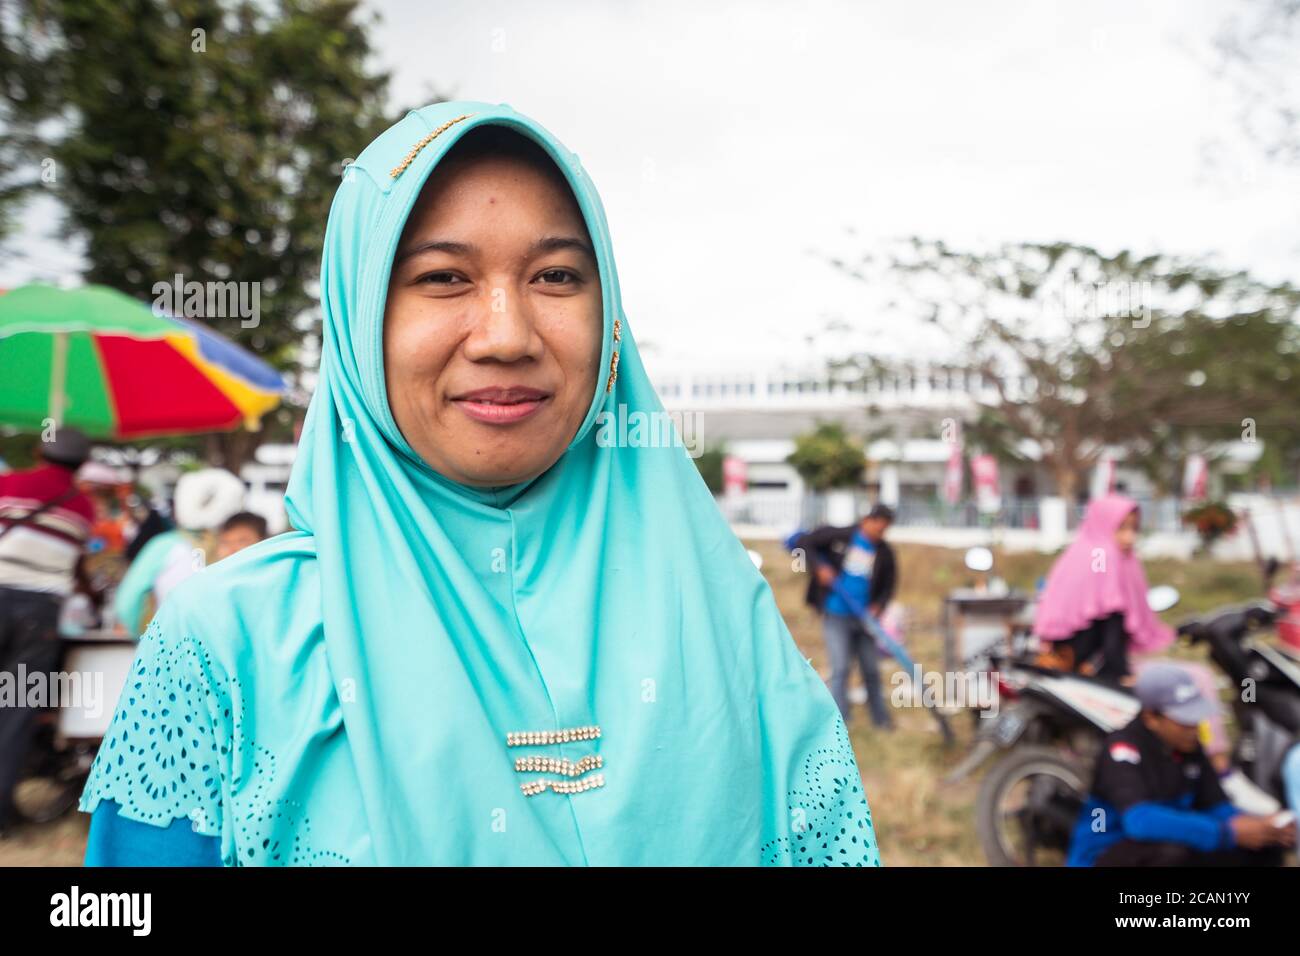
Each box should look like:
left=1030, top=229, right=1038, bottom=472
left=395, top=313, right=449, bottom=385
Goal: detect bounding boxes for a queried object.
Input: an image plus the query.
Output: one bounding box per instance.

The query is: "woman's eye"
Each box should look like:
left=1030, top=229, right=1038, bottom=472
left=416, top=271, right=464, bottom=285
left=535, top=268, right=579, bottom=285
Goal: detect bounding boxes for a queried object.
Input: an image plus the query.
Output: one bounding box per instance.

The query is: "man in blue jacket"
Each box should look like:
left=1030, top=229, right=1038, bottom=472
left=795, top=504, right=897, bottom=729
left=1068, top=663, right=1295, bottom=866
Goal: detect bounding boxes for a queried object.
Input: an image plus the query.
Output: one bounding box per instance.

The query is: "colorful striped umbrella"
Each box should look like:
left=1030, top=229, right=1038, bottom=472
left=0, top=283, right=286, bottom=439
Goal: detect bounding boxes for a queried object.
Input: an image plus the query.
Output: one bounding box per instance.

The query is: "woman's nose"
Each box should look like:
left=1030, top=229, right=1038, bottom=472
left=462, top=285, right=542, bottom=363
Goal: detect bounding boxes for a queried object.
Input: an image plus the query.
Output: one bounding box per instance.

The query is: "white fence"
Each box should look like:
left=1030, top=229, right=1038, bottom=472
left=719, top=490, right=1300, bottom=562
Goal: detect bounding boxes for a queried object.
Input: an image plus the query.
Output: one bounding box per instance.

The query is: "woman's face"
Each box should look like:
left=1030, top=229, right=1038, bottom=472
left=1115, top=510, right=1139, bottom=553
left=383, top=151, right=603, bottom=487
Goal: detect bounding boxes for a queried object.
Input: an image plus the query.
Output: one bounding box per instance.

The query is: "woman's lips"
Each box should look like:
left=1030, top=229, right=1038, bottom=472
left=451, top=386, right=551, bottom=425
left=455, top=398, right=548, bottom=424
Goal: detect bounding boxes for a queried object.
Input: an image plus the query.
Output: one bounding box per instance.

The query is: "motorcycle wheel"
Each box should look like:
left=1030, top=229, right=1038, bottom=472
left=976, top=745, right=1087, bottom=867
left=13, top=775, right=82, bottom=825
left=14, top=724, right=90, bottom=825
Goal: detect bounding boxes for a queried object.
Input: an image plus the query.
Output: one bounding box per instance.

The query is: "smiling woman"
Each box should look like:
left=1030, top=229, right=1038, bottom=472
left=383, top=125, right=603, bottom=486
left=77, top=101, right=882, bottom=867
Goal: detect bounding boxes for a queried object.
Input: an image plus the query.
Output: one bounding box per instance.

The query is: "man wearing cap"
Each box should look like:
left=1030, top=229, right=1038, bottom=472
left=0, top=428, right=96, bottom=836
left=1067, top=662, right=1297, bottom=865
left=795, top=504, right=898, bottom=729
left=111, top=467, right=248, bottom=638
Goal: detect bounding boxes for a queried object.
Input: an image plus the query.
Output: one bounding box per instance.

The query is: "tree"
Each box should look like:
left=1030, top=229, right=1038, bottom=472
left=787, top=422, right=864, bottom=492
left=822, top=239, right=1300, bottom=498
left=960, top=408, right=1033, bottom=470
left=0, top=0, right=397, bottom=469
left=691, top=445, right=725, bottom=495
left=1212, top=0, right=1300, bottom=167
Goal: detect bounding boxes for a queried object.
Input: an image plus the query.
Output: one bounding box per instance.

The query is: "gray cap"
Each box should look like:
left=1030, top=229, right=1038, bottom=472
left=1134, top=663, right=1215, bottom=725
left=41, top=426, right=91, bottom=468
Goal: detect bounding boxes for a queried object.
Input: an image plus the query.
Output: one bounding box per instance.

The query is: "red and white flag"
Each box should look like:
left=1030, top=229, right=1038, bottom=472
left=722, top=454, right=747, bottom=498
left=971, top=454, right=1000, bottom=513
left=1109, top=742, right=1141, bottom=765
left=1182, top=454, right=1208, bottom=502
left=943, top=425, right=964, bottom=505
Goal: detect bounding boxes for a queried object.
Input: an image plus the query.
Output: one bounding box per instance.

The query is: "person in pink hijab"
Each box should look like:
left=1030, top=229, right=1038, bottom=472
left=1035, top=494, right=1231, bottom=769
left=1034, top=494, right=1174, bottom=676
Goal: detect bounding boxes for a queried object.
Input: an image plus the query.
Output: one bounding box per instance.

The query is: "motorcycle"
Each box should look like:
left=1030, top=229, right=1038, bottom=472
left=10, top=629, right=135, bottom=826
left=950, top=584, right=1300, bottom=867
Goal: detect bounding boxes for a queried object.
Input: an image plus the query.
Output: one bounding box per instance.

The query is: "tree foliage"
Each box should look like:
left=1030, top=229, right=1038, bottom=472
left=0, top=0, right=398, bottom=467
left=1213, top=0, right=1300, bottom=167
left=787, top=422, right=865, bottom=492
left=691, top=445, right=725, bottom=494
left=824, top=239, right=1300, bottom=497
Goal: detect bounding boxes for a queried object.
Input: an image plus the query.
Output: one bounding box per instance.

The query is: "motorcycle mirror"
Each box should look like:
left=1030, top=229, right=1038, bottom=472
left=1147, top=585, right=1180, bottom=613
left=747, top=548, right=763, bottom=571
left=964, top=547, right=994, bottom=572
left=1264, top=556, right=1281, bottom=585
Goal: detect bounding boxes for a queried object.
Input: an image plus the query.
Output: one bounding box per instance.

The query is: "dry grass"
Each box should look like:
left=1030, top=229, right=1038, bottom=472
left=0, top=814, right=87, bottom=866
left=0, top=540, right=1264, bottom=866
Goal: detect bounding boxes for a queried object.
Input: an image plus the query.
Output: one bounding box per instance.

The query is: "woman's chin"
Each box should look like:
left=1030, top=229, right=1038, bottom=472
left=440, top=451, right=557, bottom=489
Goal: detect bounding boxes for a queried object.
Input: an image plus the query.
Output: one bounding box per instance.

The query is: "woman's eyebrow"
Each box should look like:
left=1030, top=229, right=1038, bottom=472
left=394, top=235, right=595, bottom=265
left=530, top=236, right=596, bottom=261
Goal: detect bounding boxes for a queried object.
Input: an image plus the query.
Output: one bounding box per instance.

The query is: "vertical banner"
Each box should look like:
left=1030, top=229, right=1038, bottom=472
left=943, top=424, right=964, bottom=505
left=722, top=454, right=747, bottom=499
left=1090, top=453, right=1116, bottom=500
left=971, top=453, right=1001, bottom=514
left=880, top=462, right=901, bottom=507
left=1182, top=453, right=1208, bottom=502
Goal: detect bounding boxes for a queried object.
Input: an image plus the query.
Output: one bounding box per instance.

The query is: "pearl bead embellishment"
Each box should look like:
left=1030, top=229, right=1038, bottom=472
left=514, top=755, right=603, bottom=777
left=508, top=725, right=604, bottom=797
left=520, top=774, right=606, bottom=797
left=506, top=725, right=601, bottom=747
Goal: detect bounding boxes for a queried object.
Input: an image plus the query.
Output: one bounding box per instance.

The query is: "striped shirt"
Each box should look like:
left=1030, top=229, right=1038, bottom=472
left=0, top=464, right=95, bottom=595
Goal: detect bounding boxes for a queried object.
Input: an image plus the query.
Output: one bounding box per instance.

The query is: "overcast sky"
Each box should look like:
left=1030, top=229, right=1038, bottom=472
left=6, top=0, right=1297, bottom=373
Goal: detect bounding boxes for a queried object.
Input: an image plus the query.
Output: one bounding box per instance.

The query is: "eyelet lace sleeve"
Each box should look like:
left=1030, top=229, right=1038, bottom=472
left=760, top=714, right=882, bottom=866
left=78, top=613, right=227, bottom=844
left=755, top=591, right=883, bottom=868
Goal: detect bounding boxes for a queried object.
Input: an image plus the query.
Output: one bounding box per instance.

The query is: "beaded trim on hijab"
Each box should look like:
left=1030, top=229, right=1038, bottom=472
left=606, top=318, right=621, bottom=392
left=389, top=114, right=475, bottom=179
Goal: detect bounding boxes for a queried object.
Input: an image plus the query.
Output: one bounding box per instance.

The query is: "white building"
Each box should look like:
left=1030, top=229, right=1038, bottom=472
left=648, top=361, right=1263, bottom=534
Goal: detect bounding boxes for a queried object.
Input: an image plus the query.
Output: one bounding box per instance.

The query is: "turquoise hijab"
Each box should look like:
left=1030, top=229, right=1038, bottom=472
left=79, top=101, right=881, bottom=866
